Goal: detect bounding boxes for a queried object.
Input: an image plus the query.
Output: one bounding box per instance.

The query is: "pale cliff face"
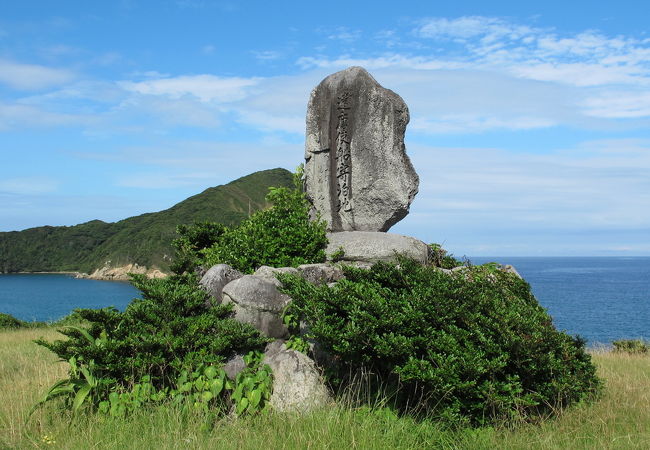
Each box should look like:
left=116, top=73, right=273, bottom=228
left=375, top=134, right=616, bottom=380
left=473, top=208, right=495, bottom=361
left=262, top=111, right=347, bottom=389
left=78, top=263, right=167, bottom=281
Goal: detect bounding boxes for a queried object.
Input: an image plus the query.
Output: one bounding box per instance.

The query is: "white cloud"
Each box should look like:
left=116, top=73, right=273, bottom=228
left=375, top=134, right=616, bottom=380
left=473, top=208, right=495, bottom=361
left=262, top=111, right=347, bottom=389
left=120, top=74, right=259, bottom=102
left=116, top=171, right=217, bottom=189
left=252, top=50, right=282, bottom=61
left=0, top=177, right=59, bottom=195
left=581, top=91, right=650, bottom=118
left=410, top=115, right=556, bottom=134
left=327, top=27, right=361, bottom=42
left=416, top=16, right=534, bottom=42
left=113, top=95, right=222, bottom=128
left=75, top=139, right=299, bottom=176
left=296, top=54, right=463, bottom=71
left=392, top=139, right=650, bottom=254
left=0, top=102, right=93, bottom=130
left=0, top=59, right=75, bottom=90
left=236, top=109, right=303, bottom=134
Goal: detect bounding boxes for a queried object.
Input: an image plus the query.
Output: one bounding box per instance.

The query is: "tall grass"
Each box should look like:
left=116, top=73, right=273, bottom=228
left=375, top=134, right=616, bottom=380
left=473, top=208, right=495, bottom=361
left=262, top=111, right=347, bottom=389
left=0, top=328, right=67, bottom=447
left=2, top=329, right=649, bottom=449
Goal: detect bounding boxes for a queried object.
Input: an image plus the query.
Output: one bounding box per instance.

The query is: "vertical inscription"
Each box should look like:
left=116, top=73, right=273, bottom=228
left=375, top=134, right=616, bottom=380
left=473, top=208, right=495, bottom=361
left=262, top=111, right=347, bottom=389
left=335, top=91, right=352, bottom=213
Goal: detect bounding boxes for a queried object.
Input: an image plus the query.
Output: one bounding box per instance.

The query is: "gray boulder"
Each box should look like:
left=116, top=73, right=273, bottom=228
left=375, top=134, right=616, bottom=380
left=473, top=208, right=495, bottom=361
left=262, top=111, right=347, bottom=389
left=297, top=263, right=345, bottom=285
left=501, top=264, right=522, bottom=279
left=222, top=275, right=291, bottom=338
left=263, top=343, right=330, bottom=413
left=264, top=340, right=286, bottom=359
left=223, top=354, right=246, bottom=380
left=304, top=66, right=419, bottom=232
left=199, top=264, right=244, bottom=305
left=326, top=231, right=429, bottom=265
left=253, top=265, right=300, bottom=287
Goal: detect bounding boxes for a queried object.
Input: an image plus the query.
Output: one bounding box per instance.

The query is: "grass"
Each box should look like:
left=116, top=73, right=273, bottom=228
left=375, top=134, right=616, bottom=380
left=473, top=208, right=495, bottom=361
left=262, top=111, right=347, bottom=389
left=1, top=328, right=649, bottom=449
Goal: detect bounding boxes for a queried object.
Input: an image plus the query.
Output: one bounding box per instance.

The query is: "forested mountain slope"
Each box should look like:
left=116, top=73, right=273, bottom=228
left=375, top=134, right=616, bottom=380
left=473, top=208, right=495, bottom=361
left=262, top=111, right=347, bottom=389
left=0, top=168, right=293, bottom=273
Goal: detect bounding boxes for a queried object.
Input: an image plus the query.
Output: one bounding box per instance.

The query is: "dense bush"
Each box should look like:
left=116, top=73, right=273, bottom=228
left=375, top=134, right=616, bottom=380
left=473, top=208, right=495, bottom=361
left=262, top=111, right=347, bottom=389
left=37, top=274, right=266, bottom=392
left=202, top=169, right=328, bottom=274
left=33, top=171, right=312, bottom=416
left=428, top=243, right=463, bottom=269
left=170, top=222, right=227, bottom=275
left=279, top=258, right=600, bottom=424
left=612, top=339, right=649, bottom=354
left=0, top=312, right=25, bottom=329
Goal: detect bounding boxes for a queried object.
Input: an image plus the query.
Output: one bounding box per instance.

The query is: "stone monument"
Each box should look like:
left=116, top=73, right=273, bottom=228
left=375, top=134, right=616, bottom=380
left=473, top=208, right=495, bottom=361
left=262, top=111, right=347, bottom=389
left=304, top=66, right=419, bottom=232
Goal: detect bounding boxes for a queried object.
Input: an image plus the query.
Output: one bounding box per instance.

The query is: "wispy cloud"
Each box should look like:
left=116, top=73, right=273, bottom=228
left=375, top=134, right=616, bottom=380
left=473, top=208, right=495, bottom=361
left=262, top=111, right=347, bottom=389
left=116, top=171, right=217, bottom=189
left=202, top=44, right=216, bottom=55
left=120, top=74, right=259, bottom=102
left=0, top=177, right=59, bottom=195
left=416, top=16, right=534, bottom=41
left=327, top=27, right=361, bottom=42
left=252, top=50, right=282, bottom=61
left=0, top=102, right=94, bottom=130
left=0, top=58, right=75, bottom=90
left=393, top=138, right=650, bottom=254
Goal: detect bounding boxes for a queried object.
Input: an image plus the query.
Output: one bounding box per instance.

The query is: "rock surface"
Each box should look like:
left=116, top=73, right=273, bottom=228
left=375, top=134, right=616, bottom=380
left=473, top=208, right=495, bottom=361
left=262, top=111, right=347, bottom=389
left=304, top=66, right=419, bottom=232
left=326, top=231, right=430, bottom=264
left=223, top=354, right=246, bottom=380
left=501, top=264, right=522, bottom=279
left=263, top=343, right=330, bottom=413
left=199, top=264, right=243, bottom=305
left=222, top=275, right=291, bottom=338
left=253, top=265, right=299, bottom=287
left=297, top=263, right=345, bottom=285
left=76, top=263, right=166, bottom=281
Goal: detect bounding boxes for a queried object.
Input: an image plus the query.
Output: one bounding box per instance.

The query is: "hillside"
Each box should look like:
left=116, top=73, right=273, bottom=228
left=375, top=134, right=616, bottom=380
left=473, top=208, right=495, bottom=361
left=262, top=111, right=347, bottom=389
left=0, top=168, right=294, bottom=274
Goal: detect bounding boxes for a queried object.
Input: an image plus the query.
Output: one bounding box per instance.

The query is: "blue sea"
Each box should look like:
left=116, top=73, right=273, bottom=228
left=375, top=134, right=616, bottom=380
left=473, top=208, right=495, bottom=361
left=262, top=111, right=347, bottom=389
left=1, top=257, right=649, bottom=345
left=472, top=257, right=650, bottom=345
left=0, top=274, right=139, bottom=322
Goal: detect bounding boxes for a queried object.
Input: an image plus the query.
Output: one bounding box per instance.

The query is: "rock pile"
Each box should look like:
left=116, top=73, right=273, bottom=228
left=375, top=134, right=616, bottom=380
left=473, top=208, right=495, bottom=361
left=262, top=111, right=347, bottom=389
left=200, top=67, right=429, bottom=413
left=199, top=262, right=348, bottom=412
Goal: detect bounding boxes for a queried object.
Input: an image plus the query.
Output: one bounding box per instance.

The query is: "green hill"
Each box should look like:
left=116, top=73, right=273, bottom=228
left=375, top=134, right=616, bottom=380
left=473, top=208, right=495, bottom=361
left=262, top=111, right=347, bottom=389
left=0, top=168, right=293, bottom=274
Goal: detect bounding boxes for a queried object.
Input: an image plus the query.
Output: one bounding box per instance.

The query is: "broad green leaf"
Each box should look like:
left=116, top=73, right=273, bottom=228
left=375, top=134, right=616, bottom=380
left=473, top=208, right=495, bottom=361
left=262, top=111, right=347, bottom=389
left=232, top=384, right=243, bottom=402
left=249, top=389, right=262, bottom=409
left=80, top=366, right=96, bottom=386
left=210, top=378, right=224, bottom=396
left=73, top=383, right=92, bottom=413
left=204, top=366, right=217, bottom=379
left=236, top=397, right=249, bottom=415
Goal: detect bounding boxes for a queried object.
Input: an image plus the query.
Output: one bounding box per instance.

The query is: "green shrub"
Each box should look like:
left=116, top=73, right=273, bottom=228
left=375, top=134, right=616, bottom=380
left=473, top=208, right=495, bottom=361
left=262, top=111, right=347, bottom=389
left=202, top=168, right=327, bottom=274
left=428, top=243, right=462, bottom=269
left=97, top=353, right=272, bottom=418
left=36, top=274, right=267, bottom=397
left=33, top=170, right=320, bottom=418
left=0, top=312, right=25, bottom=329
left=170, top=222, right=227, bottom=275
left=279, top=258, right=600, bottom=424
left=612, top=339, right=649, bottom=354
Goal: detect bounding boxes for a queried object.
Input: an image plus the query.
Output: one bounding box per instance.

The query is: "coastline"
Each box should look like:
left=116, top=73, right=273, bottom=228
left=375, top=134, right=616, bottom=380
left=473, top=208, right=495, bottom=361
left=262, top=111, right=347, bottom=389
left=75, top=263, right=167, bottom=281
left=7, top=265, right=167, bottom=281
left=16, top=271, right=78, bottom=275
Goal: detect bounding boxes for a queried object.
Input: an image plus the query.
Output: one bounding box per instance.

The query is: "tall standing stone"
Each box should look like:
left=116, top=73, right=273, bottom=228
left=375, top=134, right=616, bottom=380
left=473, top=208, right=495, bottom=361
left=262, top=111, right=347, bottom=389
left=304, top=66, right=419, bottom=232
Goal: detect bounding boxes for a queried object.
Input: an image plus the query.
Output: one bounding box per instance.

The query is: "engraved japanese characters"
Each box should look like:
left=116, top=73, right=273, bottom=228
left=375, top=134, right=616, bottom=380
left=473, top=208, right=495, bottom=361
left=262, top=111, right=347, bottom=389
left=304, top=66, right=419, bottom=232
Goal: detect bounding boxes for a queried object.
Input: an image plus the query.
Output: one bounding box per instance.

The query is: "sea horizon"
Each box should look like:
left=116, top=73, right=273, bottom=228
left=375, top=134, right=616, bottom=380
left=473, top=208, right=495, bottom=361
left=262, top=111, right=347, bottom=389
left=2, top=256, right=648, bottom=346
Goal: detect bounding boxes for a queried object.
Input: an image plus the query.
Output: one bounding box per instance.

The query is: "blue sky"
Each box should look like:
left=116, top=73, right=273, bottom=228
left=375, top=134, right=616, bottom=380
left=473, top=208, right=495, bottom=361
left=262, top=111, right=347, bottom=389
left=1, top=1, right=649, bottom=256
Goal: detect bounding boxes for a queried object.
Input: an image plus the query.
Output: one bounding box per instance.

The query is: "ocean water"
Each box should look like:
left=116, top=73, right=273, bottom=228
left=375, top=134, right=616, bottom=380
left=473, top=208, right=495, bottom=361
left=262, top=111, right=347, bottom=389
left=1, top=258, right=649, bottom=345
left=472, top=257, right=650, bottom=345
left=0, top=274, right=139, bottom=322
